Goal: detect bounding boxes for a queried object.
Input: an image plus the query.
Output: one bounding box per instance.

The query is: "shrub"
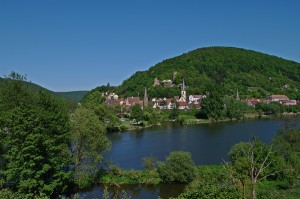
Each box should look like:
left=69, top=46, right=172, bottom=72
left=158, top=151, right=197, bottom=183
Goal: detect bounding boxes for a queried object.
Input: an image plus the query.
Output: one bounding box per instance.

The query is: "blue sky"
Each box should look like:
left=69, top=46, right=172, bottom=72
left=0, top=0, right=299, bottom=91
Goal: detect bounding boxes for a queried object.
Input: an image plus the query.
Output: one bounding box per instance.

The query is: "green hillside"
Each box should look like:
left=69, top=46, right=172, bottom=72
left=0, top=77, right=88, bottom=102
left=112, top=47, right=300, bottom=99
left=55, top=91, right=89, bottom=102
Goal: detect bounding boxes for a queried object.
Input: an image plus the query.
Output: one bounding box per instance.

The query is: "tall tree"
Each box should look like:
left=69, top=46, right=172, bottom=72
left=70, top=107, right=111, bottom=187
left=228, top=137, right=284, bottom=199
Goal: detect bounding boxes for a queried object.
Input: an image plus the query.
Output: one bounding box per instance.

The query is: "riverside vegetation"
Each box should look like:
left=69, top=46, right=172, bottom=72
left=1, top=74, right=299, bottom=199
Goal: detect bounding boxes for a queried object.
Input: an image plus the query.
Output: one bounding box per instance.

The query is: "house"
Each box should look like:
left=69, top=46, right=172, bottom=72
left=281, top=100, right=297, bottom=106
left=126, top=96, right=143, bottom=108
left=165, top=99, right=175, bottom=109
left=188, top=95, right=206, bottom=103
left=245, top=98, right=262, bottom=108
left=178, top=101, right=188, bottom=110
left=268, top=95, right=289, bottom=102
left=105, top=98, right=118, bottom=106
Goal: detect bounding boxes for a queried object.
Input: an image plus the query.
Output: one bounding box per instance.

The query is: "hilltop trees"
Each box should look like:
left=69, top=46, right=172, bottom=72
left=112, top=47, right=300, bottom=99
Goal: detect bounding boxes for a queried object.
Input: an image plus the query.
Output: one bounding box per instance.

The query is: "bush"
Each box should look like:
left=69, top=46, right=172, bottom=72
left=158, top=151, right=197, bottom=183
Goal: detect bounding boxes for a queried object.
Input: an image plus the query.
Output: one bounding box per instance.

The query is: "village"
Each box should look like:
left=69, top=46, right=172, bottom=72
left=104, top=78, right=299, bottom=111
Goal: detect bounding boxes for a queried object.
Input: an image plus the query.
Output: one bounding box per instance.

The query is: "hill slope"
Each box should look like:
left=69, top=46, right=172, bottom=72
left=113, top=47, right=300, bottom=99
left=0, top=78, right=88, bottom=102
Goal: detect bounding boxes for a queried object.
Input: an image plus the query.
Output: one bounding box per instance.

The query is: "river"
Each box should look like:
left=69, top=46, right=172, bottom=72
left=76, top=117, right=300, bottom=199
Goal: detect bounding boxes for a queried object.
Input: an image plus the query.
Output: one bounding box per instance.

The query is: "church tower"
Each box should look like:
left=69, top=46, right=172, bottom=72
left=143, top=87, right=148, bottom=108
left=180, top=79, right=186, bottom=102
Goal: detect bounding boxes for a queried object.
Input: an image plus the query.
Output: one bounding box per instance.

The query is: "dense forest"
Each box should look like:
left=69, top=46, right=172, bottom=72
left=91, top=47, right=300, bottom=99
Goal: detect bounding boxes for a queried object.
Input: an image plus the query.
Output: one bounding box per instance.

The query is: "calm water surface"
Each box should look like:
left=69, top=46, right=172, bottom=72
left=77, top=117, right=300, bottom=199
left=105, top=118, right=300, bottom=169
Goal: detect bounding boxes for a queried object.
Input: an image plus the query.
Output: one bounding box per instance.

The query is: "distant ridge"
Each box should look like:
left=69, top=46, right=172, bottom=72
left=109, top=46, right=300, bottom=99
left=0, top=77, right=88, bottom=102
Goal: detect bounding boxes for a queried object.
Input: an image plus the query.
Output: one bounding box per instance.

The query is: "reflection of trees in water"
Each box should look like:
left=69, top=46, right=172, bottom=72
left=101, top=184, right=144, bottom=198
left=98, top=183, right=185, bottom=199
left=159, top=183, right=186, bottom=199
left=280, top=118, right=298, bottom=131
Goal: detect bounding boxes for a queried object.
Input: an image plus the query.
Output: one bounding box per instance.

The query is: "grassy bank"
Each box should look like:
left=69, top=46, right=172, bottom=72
left=97, top=164, right=299, bottom=199
left=98, top=166, right=161, bottom=185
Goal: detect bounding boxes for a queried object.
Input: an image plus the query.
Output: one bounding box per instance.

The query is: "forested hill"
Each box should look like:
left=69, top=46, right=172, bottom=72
left=111, top=47, right=300, bottom=99
left=0, top=77, right=88, bottom=102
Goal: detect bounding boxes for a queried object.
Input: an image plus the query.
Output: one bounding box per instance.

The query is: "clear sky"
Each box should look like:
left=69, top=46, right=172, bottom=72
left=1, top=0, right=299, bottom=91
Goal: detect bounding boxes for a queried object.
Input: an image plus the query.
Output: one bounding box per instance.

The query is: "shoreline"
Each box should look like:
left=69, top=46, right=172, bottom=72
left=118, top=112, right=300, bottom=131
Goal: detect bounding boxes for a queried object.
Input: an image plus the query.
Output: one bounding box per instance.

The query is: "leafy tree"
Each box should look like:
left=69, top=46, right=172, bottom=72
left=142, top=156, right=157, bottom=171
left=169, top=107, right=179, bottom=120
left=130, top=104, right=144, bottom=122
left=81, top=90, right=105, bottom=105
left=158, top=151, right=197, bottom=183
left=223, top=96, right=252, bottom=120
left=228, top=137, right=284, bottom=199
left=272, top=129, right=300, bottom=188
left=256, top=102, right=285, bottom=115
left=175, top=178, right=240, bottom=199
left=70, top=107, right=111, bottom=188
left=0, top=80, right=71, bottom=197
left=4, top=71, right=27, bottom=81
left=202, top=86, right=225, bottom=121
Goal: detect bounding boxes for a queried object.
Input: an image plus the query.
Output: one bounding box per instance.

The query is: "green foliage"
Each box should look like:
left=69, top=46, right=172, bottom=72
left=142, top=156, right=157, bottom=171
left=0, top=80, right=71, bottom=197
left=130, top=104, right=144, bottom=122
left=158, top=151, right=197, bottom=183
left=169, top=108, right=180, bottom=120
left=70, top=107, right=111, bottom=187
left=223, top=96, right=252, bottom=120
left=202, top=86, right=225, bottom=121
left=272, top=129, right=300, bottom=188
left=256, top=102, right=286, bottom=115
left=81, top=91, right=121, bottom=131
left=175, top=165, right=239, bottom=199
left=227, top=137, right=286, bottom=199
left=99, top=165, right=161, bottom=185
left=175, top=179, right=240, bottom=199
left=106, top=47, right=300, bottom=99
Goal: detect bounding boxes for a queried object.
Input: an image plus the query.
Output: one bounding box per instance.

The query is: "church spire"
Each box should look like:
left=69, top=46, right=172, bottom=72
left=143, top=87, right=148, bottom=108
left=182, top=79, right=186, bottom=91
left=179, top=79, right=187, bottom=102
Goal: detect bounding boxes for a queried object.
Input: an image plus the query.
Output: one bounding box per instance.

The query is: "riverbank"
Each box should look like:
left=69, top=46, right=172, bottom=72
left=76, top=165, right=300, bottom=199
left=119, top=112, right=300, bottom=131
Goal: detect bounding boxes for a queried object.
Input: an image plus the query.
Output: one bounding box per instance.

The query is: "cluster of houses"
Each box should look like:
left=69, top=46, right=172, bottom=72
left=104, top=80, right=206, bottom=110
left=104, top=79, right=299, bottom=110
left=244, top=95, right=298, bottom=108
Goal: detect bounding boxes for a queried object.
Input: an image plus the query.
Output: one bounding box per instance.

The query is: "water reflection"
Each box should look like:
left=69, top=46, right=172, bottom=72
left=76, top=183, right=185, bottom=199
